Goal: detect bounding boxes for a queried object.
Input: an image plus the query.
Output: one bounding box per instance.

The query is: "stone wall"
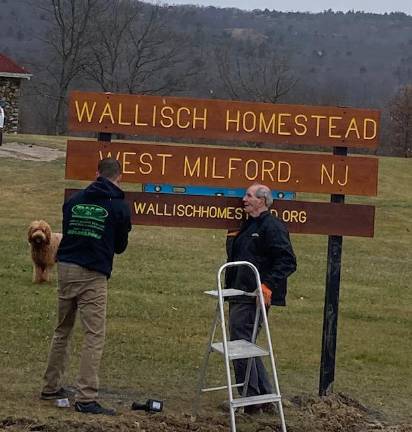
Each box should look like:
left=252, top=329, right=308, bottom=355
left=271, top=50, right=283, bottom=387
left=0, top=77, right=22, bottom=133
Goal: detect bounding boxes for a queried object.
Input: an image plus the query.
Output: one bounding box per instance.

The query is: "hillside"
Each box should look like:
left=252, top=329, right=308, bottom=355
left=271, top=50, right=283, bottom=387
left=0, top=0, right=411, bottom=150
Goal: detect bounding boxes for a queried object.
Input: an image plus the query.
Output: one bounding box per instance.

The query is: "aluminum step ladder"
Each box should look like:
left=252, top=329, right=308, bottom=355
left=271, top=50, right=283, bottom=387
left=192, top=261, right=287, bottom=432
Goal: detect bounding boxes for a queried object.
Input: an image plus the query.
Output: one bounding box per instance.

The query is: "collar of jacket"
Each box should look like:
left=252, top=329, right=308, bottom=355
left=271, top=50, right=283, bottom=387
left=248, top=210, right=270, bottom=222
left=241, top=210, right=270, bottom=232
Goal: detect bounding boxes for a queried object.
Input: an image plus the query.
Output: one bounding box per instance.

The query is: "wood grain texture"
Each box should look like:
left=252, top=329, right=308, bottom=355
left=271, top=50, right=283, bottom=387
left=64, top=189, right=375, bottom=237
left=69, top=91, right=380, bottom=149
left=65, top=140, right=379, bottom=196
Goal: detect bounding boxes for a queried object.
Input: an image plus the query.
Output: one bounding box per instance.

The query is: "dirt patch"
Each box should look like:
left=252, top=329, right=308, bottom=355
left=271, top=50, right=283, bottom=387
left=1, top=394, right=411, bottom=432
left=0, top=143, right=65, bottom=161
left=285, top=393, right=411, bottom=432
left=0, top=414, right=225, bottom=432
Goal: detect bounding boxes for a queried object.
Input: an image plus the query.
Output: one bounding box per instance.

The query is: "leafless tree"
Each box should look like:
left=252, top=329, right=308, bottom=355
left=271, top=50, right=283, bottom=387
left=82, top=0, right=140, bottom=93
left=389, top=85, right=412, bottom=157
left=32, top=0, right=103, bottom=134
left=84, top=1, right=199, bottom=95
left=215, top=41, right=297, bottom=103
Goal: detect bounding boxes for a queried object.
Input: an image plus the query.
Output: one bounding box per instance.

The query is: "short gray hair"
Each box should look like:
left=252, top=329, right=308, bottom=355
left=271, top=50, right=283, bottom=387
left=255, top=185, right=273, bottom=208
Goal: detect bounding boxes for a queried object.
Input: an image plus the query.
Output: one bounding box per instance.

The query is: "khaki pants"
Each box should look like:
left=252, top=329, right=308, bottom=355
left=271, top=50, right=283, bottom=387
left=42, top=262, right=107, bottom=402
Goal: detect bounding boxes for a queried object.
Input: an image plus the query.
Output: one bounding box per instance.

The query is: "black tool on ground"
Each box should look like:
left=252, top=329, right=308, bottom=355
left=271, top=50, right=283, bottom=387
left=131, top=399, right=163, bottom=413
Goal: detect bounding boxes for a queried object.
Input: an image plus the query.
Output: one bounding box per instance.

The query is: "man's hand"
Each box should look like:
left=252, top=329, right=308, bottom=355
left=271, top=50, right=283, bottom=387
left=260, top=283, right=272, bottom=306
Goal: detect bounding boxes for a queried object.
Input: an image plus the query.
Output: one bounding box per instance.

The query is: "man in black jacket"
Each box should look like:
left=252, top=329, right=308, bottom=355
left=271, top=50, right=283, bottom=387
left=41, top=158, right=131, bottom=416
left=226, top=183, right=296, bottom=413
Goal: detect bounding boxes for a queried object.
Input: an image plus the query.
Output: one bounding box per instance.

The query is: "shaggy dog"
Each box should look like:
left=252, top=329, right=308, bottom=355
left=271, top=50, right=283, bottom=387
left=28, top=220, right=62, bottom=283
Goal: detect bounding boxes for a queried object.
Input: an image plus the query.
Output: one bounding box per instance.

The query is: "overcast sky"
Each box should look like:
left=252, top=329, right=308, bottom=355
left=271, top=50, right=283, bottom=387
left=144, top=0, right=412, bottom=15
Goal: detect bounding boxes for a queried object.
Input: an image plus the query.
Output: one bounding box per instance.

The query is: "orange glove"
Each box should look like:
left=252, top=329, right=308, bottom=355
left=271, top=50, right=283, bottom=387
left=261, top=283, right=272, bottom=306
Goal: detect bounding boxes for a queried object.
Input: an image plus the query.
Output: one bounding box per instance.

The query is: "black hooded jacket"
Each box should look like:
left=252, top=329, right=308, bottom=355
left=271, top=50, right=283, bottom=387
left=57, top=176, right=131, bottom=277
left=226, top=211, right=296, bottom=306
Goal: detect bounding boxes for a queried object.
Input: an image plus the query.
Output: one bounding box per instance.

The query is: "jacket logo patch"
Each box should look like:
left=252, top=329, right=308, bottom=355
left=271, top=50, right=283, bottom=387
left=72, top=204, right=108, bottom=222
left=251, top=233, right=259, bottom=237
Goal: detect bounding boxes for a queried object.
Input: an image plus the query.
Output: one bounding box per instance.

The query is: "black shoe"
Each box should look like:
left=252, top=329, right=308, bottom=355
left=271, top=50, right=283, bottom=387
left=261, top=402, right=277, bottom=415
left=74, top=401, right=116, bottom=416
left=218, top=401, right=230, bottom=412
left=244, top=404, right=262, bottom=415
left=40, top=387, right=69, bottom=400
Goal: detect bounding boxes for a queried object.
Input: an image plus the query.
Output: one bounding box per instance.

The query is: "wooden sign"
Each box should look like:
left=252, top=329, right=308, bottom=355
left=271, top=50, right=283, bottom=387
left=66, top=140, right=379, bottom=196
left=69, top=91, right=380, bottom=149
left=64, top=189, right=374, bottom=237
left=66, top=89, right=380, bottom=398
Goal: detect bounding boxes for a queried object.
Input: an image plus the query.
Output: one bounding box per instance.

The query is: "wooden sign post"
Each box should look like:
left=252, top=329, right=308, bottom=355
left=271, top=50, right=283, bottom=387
left=319, top=146, right=347, bottom=396
left=66, top=91, right=380, bottom=397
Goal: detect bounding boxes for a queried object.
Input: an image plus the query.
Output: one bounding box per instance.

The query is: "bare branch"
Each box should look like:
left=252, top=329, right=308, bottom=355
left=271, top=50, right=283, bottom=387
left=214, top=39, right=297, bottom=104
left=389, top=85, right=412, bottom=157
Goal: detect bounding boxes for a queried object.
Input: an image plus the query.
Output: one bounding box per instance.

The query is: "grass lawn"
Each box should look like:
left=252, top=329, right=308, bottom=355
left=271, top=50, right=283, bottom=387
left=0, top=134, right=411, bottom=427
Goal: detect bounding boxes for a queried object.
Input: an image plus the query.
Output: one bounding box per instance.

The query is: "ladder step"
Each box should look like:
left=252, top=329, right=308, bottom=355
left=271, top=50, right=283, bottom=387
left=201, top=383, right=243, bottom=392
left=211, top=340, right=269, bottom=359
left=204, top=289, right=256, bottom=297
left=232, top=393, right=282, bottom=408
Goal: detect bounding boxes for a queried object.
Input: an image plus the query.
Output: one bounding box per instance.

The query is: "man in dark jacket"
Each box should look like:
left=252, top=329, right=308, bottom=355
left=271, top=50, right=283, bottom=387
left=226, top=183, right=296, bottom=413
left=41, top=158, right=131, bottom=416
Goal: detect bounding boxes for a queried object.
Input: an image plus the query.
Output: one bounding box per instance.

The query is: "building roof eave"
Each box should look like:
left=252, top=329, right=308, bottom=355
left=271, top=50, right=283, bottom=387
left=0, top=72, right=32, bottom=80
